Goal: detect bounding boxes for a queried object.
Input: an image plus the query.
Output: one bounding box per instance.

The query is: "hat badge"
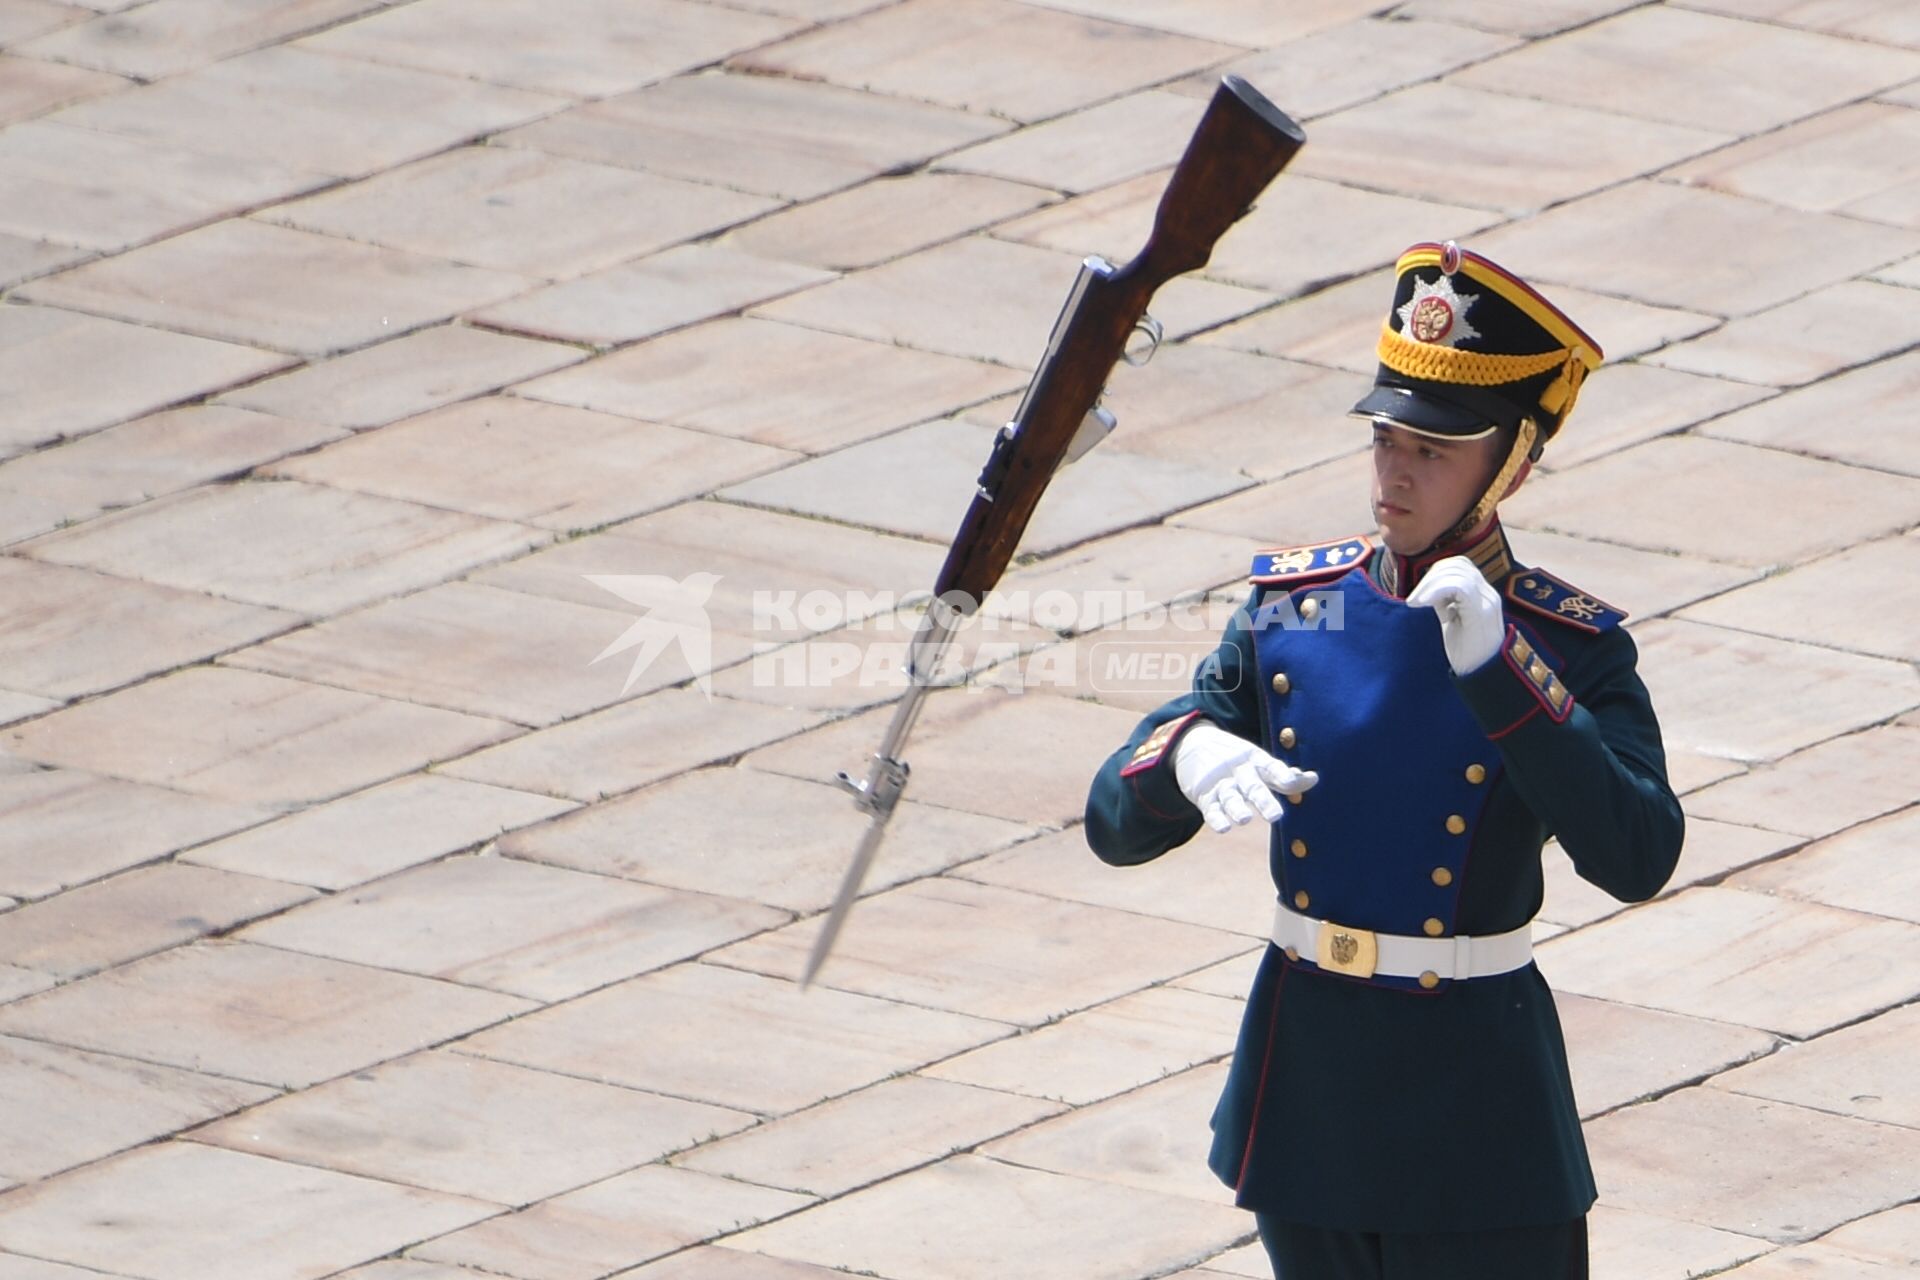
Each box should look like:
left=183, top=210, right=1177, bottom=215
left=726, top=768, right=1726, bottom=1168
left=1397, top=274, right=1481, bottom=349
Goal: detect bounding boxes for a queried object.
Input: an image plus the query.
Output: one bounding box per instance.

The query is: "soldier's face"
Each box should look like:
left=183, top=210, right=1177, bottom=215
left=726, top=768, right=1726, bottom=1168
left=1370, top=422, right=1504, bottom=554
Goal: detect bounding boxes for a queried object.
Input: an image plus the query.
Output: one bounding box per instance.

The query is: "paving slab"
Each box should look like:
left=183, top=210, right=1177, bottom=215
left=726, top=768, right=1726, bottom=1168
left=497, top=764, right=1034, bottom=914
left=0, top=1034, right=275, bottom=1182
left=985, top=523, right=1253, bottom=632
left=499, top=70, right=1005, bottom=203
left=1294, top=82, right=1726, bottom=216
left=47, top=41, right=561, bottom=179
left=1682, top=723, right=1920, bottom=838
left=0, top=862, right=313, bottom=981
left=936, top=89, right=1203, bottom=194
left=0, top=55, right=126, bottom=126
left=19, top=219, right=534, bottom=359
left=0, top=234, right=86, bottom=293
left=1583, top=1086, right=1920, bottom=1243
left=21, top=479, right=547, bottom=615
left=713, top=877, right=1249, bottom=1024
left=1555, top=992, right=1779, bottom=1118
left=1171, top=449, right=1378, bottom=547
left=1815, top=1201, right=1920, bottom=1267
left=732, top=0, right=1240, bottom=124
left=1679, top=0, right=1920, bottom=50
left=1019, top=0, right=1386, bottom=46
left=1713, top=1243, right=1915, bottom=1277
left=1499, top=526, right=1760, bottom=620
left=1452, top=6, right=1920, bottom=134
left=1680, top=536, right=1920, bottom=663
left=1728, top=803, right=1920, bottom=923
left=243, top=852, right=784, bottom=1000
left=743, top=685, right=1140, bottom=827
left=727, top=1153, right=1250, bottom=1280
left=0, top=940, right=530, bottom=1088
left=720, top=417, right=1247, bottom=555
left=0, top=405, right=345, bottom=548
left=0, top=697, right=55, bottom=731
left=519, top=316, right=1021, bottom=455
left=263, top=147, right=779, bottom=281
left=266, top=396, right=794, bottom=532
left=224, top=579, right=757, bottom=725
left=193, top=1048, right=751, bottom=1205
left=1528, top=362, right=1774, bottom=472
left=755, top=235, right=1269, bottom=368
left=1647, top=281, right=1920, bottom=387
left=1712, top=1000, right=1920, bottom=1131
left=0, top=967, right=49, bottom=1005
left=409, top=1164, right=812, bottom=1280
left=1499, top=436, right=1920, bottom=568
left=0, top=304, right=292, bottom=454
left=437, top=687, right=822, bottom=803
left=612, top=1247, right=875, bottom=1280
left=0, top=769, right=269, bottom=901
left=956, top=820, right=1278, bottom=938
left=1194, top=18, right=1517, bottom=121
left=0, top=558, right=295, bottom=699
left=1537, top=885, right=1920, bottom=1038
left=4, top=667, right=514, bottom=809
left=1584, top=1204, right=1771, bottom=1280
left=923, top=984, right=1243, bottom=1106
left=1168, top=949, right=1263, bottom=1002
left=457, top=961, right=1008, bottom=1116
left=1472, top=181, right=1920, bottom=317
left=1698, top=349, right=1920, bottom=476
left=335, top=1265, right=501, bottom=1280
left=216, top=323, right=587, bottom=432
left=18, top=0, right=390, bottom=77
left=0, top=2, right=87, bottom=45
left=1667, top=102, right=1920, bottom=225
left=0, top=1254, right=141, bottom=1279
left=980, top=1062, right=1232, bottom=1204
left=466, top=498, right=947, bottom=644
left=1000, top=171, right=1499, bottom=303
left=0, top=1142, right=496, bottom=1280
left=676, top=1074, right=1062, bottom=1197
left=725, top=171, right=1055, bottom=270
left=182, top=772, right=575, bottom=890
left=305, top=0, right=800, bottom=97
left=1538, top=816, right=1802, bottom=930
left=473, top=243, right=835, bottom=348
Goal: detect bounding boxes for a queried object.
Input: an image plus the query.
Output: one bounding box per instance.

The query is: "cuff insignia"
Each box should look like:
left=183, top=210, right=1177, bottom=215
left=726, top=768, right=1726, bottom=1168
left=1505, top=629, right=1573, bottom=722
left=1121, top=710, right=1202, bottom=778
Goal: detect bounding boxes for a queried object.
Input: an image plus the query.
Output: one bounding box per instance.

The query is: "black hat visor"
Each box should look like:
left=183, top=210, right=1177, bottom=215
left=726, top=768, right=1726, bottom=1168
left=1349, top=385, right=1499, bottom=440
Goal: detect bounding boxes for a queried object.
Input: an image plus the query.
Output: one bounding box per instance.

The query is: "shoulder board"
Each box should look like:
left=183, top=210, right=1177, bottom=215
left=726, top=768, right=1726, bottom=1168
left=1250, top=535, right=1372, bottom=585
left=1504, top=568, right=1627, bottom=634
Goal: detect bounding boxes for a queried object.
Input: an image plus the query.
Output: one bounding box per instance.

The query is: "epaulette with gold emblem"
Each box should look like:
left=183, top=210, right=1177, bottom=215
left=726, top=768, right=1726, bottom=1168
left=1504, top=568, right=1626, bottom=634
left=1250, top=535, right=1372, bottom=585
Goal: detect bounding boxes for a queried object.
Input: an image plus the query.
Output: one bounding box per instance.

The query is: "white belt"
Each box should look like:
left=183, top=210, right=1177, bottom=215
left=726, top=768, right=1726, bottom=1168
left=1270, top=902, right=1533, bottom=983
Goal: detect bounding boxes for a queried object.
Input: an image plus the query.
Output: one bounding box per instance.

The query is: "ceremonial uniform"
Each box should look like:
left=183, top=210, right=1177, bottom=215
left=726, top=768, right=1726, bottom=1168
left=1084, top=244, right=1685, bottom=1278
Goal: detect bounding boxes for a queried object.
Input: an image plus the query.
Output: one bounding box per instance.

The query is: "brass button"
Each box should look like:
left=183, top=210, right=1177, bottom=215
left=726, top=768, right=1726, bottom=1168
left=1423, top=917, right=1444, bottom=937
left=1283, top=946, right=1300, bottom=962
left=1290, top=838, right=1308, bottom=859
left=1294, top=890, right=1310, bottom=910
left=1431, top=867, right=1453, bottom=887
left=1528, top=657, right=1549, bottom=684
left=1446, top=814, right=1466, bottom=835
left=1301, top=597, right=1320, bottom=620
left=1278, top=727, right=1297, bottom=749
left=1465, top=763, right=1487, bottom=784
left=1419, top=971, right=1440, bottom=990
left=1270, top=672, right=1291, bottom=695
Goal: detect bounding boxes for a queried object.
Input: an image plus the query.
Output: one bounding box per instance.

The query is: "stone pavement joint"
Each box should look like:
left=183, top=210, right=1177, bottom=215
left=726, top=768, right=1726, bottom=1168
left=1, top=3, right=1918, bottom=1278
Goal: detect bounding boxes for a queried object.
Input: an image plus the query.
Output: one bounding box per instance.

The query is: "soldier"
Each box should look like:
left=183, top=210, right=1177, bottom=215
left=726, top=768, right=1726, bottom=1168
left=1084, top=241, right=1684, bottom=1280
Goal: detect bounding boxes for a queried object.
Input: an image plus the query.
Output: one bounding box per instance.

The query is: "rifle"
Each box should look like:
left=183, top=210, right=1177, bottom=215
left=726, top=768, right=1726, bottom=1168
left=804, top=75, right=1306, bottom=986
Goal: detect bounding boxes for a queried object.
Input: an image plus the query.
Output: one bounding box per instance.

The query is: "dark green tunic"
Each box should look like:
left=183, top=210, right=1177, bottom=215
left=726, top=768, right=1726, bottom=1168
left=1084, top=526, right=1684, bottom=1233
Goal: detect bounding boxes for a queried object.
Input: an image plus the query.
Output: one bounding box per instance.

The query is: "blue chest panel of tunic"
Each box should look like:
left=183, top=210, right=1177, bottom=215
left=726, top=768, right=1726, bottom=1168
left=1252, top=569, right=1502, bottom=983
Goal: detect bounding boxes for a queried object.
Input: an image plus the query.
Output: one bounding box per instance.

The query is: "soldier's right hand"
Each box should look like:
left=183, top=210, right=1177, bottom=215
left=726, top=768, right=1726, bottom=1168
left=1173, top=722, right=1319, bottom=833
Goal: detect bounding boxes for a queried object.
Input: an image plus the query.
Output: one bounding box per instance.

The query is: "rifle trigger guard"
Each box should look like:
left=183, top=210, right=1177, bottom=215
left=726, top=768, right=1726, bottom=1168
left=1122, top=313, right=1163, bottom=367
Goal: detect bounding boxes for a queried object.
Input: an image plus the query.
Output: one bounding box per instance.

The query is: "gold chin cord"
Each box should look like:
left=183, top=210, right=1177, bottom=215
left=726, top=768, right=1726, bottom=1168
left=1437, top=416, right=1537, bottom=547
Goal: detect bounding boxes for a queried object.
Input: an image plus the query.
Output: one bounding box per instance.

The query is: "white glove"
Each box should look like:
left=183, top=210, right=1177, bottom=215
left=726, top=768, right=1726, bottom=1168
left=1173, top=722, right=1319, bottom=834
left=1406, top=555, right=1505, bottom=675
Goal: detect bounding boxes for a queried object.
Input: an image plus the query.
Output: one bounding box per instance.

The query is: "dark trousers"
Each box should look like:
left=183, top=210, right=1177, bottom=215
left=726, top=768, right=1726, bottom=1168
left=1257, top=1213, right=1589, bottom=1280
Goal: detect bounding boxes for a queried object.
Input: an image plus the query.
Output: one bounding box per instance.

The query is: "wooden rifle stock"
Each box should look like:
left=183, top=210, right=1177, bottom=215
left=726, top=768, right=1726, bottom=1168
left=932, top=75, right=1306, bottom=608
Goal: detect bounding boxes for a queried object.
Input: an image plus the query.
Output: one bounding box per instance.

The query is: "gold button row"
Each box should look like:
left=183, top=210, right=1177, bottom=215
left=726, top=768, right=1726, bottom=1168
left=1466, top=763, right=1486, bottom=784
left=1419, top=971, right=1440, bottom=989
left=1270, top=672, right=1290, bottom=694
left=1446, top=814, right=1466, bottom=835
left=1431, top=867, right=1453, bottom=887
left=1291, top=838, right=1308, bottom=859
left=1278, top=727, right=1297, bottom=749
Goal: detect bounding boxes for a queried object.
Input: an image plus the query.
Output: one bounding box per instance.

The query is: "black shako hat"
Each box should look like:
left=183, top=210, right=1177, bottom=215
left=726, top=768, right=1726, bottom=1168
left=1350, top=241, right=1603, bottom=451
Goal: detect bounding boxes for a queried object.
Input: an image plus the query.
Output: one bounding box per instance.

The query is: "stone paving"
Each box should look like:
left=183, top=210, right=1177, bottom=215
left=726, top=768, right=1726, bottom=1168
left=0, top=0, right=1916, bottom=1277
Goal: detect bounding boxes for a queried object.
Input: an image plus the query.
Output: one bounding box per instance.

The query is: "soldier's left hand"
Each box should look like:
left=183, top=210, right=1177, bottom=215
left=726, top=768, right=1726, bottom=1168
left=1407, top=555, right=1504, bottom=675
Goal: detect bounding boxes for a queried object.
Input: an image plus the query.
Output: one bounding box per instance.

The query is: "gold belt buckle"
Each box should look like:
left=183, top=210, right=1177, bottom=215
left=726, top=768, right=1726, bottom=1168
left=1316, top=920, right=1378, bottom=979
